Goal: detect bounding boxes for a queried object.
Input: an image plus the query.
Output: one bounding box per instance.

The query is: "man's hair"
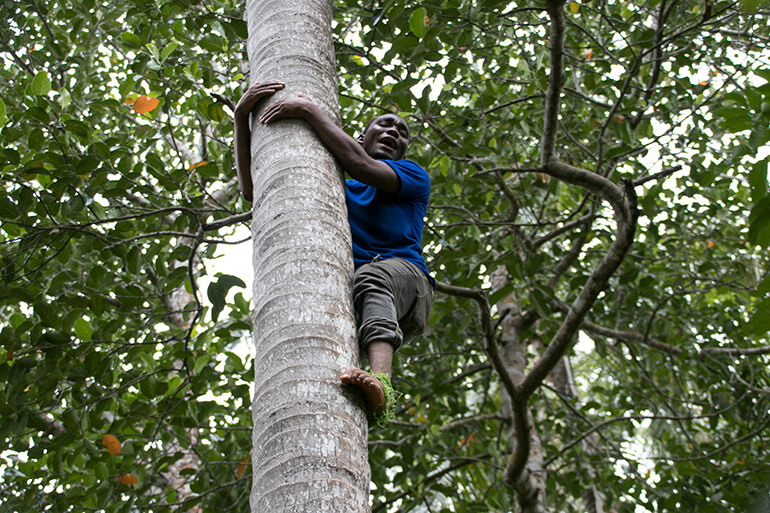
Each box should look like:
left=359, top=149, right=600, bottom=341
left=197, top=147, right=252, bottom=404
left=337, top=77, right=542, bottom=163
left=362, top=117, right=376, bottom=134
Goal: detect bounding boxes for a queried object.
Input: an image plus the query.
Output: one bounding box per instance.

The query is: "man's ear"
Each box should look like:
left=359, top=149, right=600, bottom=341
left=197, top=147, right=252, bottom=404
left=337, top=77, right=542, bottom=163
left=357, top=134, right=365, bottom=144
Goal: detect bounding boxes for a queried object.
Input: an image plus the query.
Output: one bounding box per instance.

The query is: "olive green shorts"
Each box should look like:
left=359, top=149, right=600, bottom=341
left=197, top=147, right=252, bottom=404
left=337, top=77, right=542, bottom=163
left=352, top=258, right=433, bottom=352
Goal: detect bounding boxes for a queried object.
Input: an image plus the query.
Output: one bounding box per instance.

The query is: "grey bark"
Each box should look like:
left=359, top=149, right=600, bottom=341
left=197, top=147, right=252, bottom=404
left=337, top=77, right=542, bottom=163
left=245, top=1, right=371, bottom=512
left=499, top=316, right=547, bottom=513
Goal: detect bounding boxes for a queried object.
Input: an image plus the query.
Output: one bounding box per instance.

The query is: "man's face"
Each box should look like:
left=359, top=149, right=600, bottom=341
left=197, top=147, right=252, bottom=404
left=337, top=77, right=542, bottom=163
left=360, top=114, right=410, bottom=161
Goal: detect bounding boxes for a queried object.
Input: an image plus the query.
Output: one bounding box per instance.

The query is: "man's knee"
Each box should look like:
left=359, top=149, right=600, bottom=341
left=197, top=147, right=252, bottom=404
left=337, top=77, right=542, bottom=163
left=358, top=317, right=403, bottom=352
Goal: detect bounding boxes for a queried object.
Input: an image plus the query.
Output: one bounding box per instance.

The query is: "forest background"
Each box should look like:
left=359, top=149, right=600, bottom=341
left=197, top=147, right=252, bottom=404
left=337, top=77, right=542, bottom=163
left=1, top=0, right=770, bottom=512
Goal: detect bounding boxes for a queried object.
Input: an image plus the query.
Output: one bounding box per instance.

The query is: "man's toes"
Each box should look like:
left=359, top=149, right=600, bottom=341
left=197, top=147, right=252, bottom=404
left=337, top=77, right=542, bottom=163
left=341, top=369, right=357, bottom=379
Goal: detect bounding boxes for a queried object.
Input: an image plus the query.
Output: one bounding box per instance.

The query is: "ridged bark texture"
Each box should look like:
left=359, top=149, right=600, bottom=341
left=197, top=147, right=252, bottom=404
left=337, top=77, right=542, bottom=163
left=245, top=1, right=371, bottom=512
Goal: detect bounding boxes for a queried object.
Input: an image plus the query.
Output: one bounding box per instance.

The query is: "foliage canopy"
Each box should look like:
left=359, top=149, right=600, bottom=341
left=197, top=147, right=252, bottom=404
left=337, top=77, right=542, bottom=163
left=1, top=0, right=769, bottom=511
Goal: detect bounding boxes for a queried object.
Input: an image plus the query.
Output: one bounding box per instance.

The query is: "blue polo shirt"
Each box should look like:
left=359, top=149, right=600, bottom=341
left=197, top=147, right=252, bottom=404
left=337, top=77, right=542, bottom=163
left=346, top=159, right=432, bottom=282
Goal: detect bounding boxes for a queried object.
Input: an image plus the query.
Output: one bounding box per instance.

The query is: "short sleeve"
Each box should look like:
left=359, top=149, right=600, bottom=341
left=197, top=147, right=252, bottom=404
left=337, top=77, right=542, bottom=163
left=381, top=160, right=430, bottom=201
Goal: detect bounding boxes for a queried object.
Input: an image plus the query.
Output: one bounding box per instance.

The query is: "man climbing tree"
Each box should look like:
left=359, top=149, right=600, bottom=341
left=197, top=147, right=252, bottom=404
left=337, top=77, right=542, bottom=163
left=235, top=83, right=433, bottom=423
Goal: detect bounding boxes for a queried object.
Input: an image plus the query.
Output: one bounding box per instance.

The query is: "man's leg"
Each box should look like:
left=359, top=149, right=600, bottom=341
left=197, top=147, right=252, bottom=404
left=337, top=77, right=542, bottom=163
left=368, top=341, right=393, bottom=376
left=342, top=259, right=431, bottom=418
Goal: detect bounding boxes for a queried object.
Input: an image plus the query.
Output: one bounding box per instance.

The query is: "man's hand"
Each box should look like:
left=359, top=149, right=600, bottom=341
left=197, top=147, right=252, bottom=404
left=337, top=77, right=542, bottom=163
left=235, top=82, right=285, bottom=120
left=259, top=95, right=316, bottom=124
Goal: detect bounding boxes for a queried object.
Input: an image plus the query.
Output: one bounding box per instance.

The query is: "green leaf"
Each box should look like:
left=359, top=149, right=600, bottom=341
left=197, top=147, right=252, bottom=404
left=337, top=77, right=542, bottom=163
left=95, top=462, right=109, bottom=482
left=194, top=354, right=211, bottom=374
left=224, top=352, right=244, bottom=373
left=207, top=274, right=246, bottom=322
left=74, top=318, right=93, bottom=342
left=749, top=197, right=770, bottom=246
left=228, top=18, right=248, bottom=40
left=125, top=247, right=140, bottom=275
left=0, top=98, right=6, bottom=125
left=200, top=34, right=225, bottom=53
left=749, top=159, right=768, bottom=202
left=118, top=31, right=142, bottom=49
left=747, top=297, right=770, bottom=335
left=714, top=106, right=752, bottom=133
left=31, top=71, right=51, bottom=96
left=207, top=102, right=225, bottom=123
left=489, top=283, right=514, bottom=306
left=758, top=274, right=770, bottom=296
left=530, top=286, right=555, bottom=318
left=391, top=36, right=419, bottom=57
left=0, top=197, right=17, bottom=218
left=9, top=313, right=25, bottom=331
left=28, top=128, right=45, bottom=151
left=160, top=42, right=180, bottom=63
left=409, top=8, right=428, bottom=38
left=756, top=69, right=770, bottom=83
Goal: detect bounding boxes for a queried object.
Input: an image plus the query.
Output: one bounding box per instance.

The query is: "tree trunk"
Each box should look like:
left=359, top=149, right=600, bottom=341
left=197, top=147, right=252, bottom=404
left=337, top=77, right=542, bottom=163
left=499, top=320, right=547, bottom=513
left=244, top=1, right=371, bottom=512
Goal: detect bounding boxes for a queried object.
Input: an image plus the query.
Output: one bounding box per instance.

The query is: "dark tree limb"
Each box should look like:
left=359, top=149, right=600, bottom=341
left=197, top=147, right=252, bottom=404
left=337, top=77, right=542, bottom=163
left=539, top=0, right=566, bottom=167
left=520, top=181, right=637, bottom=399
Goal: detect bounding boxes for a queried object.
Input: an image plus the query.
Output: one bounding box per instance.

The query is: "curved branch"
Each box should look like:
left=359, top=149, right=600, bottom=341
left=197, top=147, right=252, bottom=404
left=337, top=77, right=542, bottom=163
left=496, top=178, right=638, bottom=487
left=435, top=282, right=520, bottom=403
left=542, top=160, right=627, bottom=220
left=523, top=181, right=637, bottom=396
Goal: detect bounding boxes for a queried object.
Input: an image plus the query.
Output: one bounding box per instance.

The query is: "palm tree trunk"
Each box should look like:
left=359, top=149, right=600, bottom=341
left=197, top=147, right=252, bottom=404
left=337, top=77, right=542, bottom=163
left=244, top=1, right=371, bottom=511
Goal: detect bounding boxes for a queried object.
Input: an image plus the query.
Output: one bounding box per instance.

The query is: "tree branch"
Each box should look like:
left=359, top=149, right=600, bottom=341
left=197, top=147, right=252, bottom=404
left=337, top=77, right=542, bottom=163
left=539, top=0, right=566, bottom=166
left=523, top=180, right=637, bottom=395
left=633, top=165, right=683, bottom=187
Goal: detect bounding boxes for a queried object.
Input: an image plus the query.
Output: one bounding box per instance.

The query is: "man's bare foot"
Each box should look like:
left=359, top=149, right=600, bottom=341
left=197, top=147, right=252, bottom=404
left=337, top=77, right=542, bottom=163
left=341, top=369, right=386, bottom=416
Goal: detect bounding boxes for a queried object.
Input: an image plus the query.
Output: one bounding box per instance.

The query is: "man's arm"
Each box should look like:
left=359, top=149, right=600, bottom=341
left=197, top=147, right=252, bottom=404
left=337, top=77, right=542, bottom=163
left=260, top=96, right=401, bottom=194
left=233, top=82, right=285, bottom=203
